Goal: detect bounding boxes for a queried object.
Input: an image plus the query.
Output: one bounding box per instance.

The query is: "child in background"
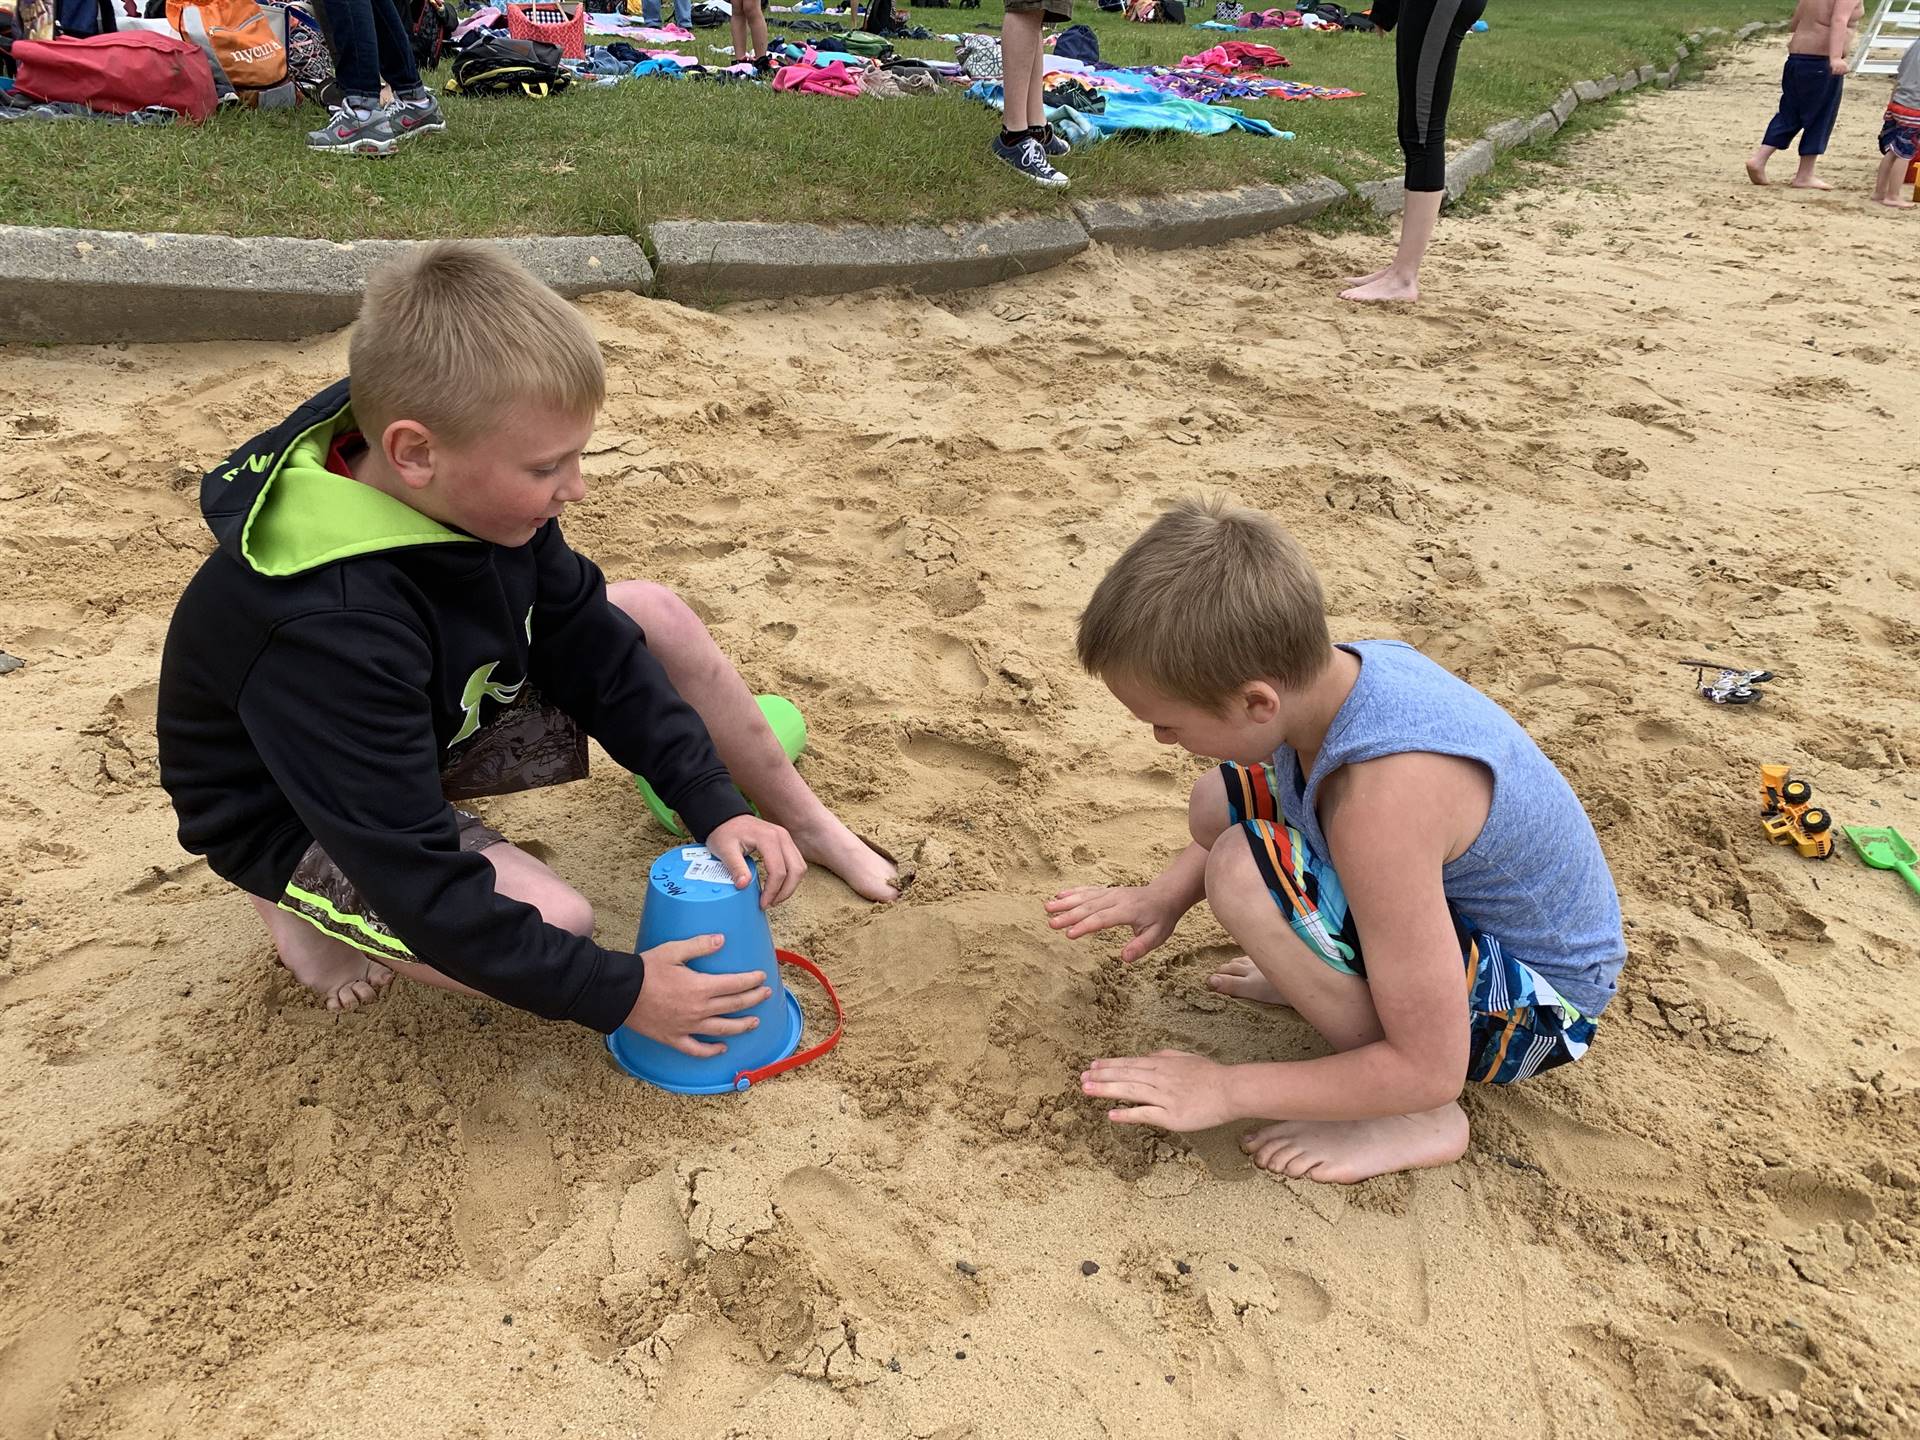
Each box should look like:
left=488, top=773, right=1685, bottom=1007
left=731, top=0, right=769, bottom=65
left=1872, top=38, right=1920, bottom=209
left=1747, top=0, right=1864, bottom=189
left=992, top=0, right=1073, bottom=189
left=308, top=0, right=446, bottom=155
left=1047, top=499, right=1626, bottom=1184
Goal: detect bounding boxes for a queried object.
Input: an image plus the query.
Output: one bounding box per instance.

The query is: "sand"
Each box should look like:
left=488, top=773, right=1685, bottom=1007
left=2, top=44, right=1917, bottom=1440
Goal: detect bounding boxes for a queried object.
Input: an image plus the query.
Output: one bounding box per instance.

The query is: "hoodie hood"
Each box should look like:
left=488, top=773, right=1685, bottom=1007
left=200, top=378, right=475, bottom=577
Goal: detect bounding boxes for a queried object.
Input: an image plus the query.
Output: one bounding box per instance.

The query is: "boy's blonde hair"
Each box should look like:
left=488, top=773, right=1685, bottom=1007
left=1078, top=496, right=1331, bottom=708
left=349, top=241, right=606, bottom=446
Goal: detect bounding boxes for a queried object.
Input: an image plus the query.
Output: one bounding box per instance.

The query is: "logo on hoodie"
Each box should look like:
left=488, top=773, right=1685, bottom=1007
left=451, top=661, right=525, bottom=746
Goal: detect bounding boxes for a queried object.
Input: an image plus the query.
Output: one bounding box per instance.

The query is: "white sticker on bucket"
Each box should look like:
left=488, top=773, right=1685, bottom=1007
left=680, top=847, right=735, bottom=886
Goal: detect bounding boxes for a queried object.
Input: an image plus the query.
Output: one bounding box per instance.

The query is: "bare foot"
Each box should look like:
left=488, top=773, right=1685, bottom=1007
left=1341, top=263, right=1393, bottom=287
left=1340, top=272, right=1420, bottom=304
left=1876, top=196, right=1917, bottom=209
left=1241, top=1103, right=1469, bottom=1184
left=281, top=947, right=393, bottom=1013
left=1745, top=156, right=1770, bottom=185
left=1790, top=177, right=1834, bottom=191
left=1208, top=955, right=1288, bottom=1006
left=787, top=814, right=900, bottom=902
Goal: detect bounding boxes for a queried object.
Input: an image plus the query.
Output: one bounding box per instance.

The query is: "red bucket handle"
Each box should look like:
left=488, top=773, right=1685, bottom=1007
left=732, top=948, right=843, bottom=1091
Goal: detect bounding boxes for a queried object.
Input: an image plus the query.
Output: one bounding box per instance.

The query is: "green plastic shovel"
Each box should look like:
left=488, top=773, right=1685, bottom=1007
left=634, top=694, right=807, bottom=838
left=1843, top=825, right=1920, bottom=898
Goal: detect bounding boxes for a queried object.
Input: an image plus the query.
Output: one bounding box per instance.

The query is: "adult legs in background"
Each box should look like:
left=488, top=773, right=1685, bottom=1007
left=1001, top=9, right=1046, bottom=134
left=730, top=0, right=768, bottom=60
left=1342, top=0, right=1487, bottom=303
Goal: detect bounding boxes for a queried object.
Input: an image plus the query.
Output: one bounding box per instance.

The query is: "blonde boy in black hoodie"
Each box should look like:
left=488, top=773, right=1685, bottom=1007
left=157, top=242, right=896, bottom=1057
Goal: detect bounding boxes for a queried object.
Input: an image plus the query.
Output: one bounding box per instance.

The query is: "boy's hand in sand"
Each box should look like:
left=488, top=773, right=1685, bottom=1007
left=1081, top=1050, right=1234, bottom=1132
left=1045, top=883, right=1184, bottom=961
left=625, top=934, right=772, bottom=1057
left=706, top=815, right=805, bottom=906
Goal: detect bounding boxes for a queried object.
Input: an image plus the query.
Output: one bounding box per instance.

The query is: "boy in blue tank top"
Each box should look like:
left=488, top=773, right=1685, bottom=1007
left=1046, top=498, right=1626, bottom=1184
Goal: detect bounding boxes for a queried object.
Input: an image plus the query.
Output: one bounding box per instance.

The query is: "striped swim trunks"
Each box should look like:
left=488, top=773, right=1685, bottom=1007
left=1219, top=761, right=1598, bottom=1086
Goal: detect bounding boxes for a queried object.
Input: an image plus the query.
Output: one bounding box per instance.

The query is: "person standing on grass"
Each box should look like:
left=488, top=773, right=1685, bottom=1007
left=1340, top=0, right=1486, bottom=303
left=643, top=0, right=692, bottom=31
left=731, top=0, right=770, bottom=65
left=992, top=0, right=1073, bottom=189
left=307, top=0, right=448, bottom=156
left=1747, top=0, right=1865, bottom=190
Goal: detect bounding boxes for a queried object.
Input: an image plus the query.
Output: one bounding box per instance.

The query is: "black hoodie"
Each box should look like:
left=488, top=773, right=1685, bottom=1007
left=156, top=380, right=751, bottom=1033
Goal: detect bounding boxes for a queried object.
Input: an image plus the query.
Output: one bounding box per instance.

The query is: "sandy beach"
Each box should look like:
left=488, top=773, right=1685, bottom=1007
left=2, top=43, right=1916, bottom=1440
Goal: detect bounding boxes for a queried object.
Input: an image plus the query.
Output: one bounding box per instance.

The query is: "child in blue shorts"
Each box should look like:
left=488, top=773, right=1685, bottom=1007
left=1046, top=498, right=1626, bottom=1184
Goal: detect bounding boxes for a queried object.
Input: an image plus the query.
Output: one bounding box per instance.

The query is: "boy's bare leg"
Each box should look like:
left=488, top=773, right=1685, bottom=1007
left=1791, top=153, right=1832, bottom=189
left=608, top=581, right=899, bottom=901
left=1875, top=150, right=1916, bottom=206
left=1747, top=143, right=1777, bottom=184
left=1203, top=830, right=1469, bottom=1184
left=254, top=840, right=594, bottom=1012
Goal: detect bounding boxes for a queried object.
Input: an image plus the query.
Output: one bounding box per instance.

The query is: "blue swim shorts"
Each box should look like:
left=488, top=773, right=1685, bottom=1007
left=1218, top=761, right=1598, bottom=1086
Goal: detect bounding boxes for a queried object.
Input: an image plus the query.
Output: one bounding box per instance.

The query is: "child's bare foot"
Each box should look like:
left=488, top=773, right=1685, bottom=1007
left=282, top=947, right=393, bottom=1012
left=1791, top=176, right=1834, bottom=191
left=1208, top=955, right=1288, bottom=1005
left=1876, top=195, right=1917, bottom=208
left=787, top=814, right=899, bottom=902
left=1241, top=1103, right=1469, bottom=1184
left=1340, top=272, right=1420, bottom=304
left=1745, top=155, right=1770, bottom=185
left=1341, top=263, right=1393, bottom=287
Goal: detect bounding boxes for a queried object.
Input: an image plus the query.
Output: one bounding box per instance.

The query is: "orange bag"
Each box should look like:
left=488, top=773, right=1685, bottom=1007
left=505, top=2, right=585, bottom=59
left=167, top=0, right=287, bottom=92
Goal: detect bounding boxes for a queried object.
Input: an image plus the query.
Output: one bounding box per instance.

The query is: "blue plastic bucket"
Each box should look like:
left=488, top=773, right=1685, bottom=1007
left=605, top=846, right=804, bottom=1095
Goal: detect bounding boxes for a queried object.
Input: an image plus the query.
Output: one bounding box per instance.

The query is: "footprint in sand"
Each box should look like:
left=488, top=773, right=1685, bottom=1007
left=1494, top=1094, right=1682, bottom=1201
left=899, top=729, right=1019, bottom=781
left=1757, top=1167, right=1875, bottom=1238
left=450, top=1089, right=569, bottom=1282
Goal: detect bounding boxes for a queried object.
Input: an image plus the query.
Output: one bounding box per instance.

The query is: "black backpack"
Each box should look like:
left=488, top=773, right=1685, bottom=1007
left=445, top=30, right=571, bottom=95
left=408, top=0, right=456, bottom=68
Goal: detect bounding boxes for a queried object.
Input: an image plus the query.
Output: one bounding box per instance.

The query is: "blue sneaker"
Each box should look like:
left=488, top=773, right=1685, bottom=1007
left=1038, top=122, right=1071, bottom=157
left=991, top=131, right=1067, bottom=189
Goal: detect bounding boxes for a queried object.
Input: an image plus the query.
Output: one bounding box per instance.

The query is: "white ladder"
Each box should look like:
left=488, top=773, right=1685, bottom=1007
left=1853, top=0, right=1920, bottom=75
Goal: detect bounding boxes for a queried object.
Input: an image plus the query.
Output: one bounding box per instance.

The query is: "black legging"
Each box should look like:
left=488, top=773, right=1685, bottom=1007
left=1384, top=0, right=1488, bottom=193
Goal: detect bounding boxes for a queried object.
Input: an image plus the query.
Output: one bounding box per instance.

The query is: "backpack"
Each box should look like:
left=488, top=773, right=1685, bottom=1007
left=407, top=0, right=454, bottom=67
left=3, top=28, right=217, bottom=115
left=445, top=29, right=571, bottom=95
left=167, top=0, right=286, bottom=93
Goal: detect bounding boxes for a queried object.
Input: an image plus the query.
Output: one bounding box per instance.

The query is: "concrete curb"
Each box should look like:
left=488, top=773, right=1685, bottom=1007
left=0, top=19, right=1780, bottom=342
left=1071, top=174, right=1347, bottom=251
left=649, top=214, right=1090, bottom=304
left=0, top=228, right=650, bottom=345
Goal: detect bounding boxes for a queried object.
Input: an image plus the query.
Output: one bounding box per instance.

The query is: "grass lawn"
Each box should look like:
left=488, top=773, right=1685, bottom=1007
left=1, top=0, right=1785, bottom=239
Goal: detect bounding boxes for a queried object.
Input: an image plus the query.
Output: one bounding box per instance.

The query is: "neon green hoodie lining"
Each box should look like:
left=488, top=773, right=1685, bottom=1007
left=239, top=406, right=473, bottom=577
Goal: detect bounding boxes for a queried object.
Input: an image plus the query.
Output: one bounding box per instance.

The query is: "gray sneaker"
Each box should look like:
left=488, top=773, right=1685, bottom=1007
left=387, top=92, right=447, bottom=142
left=306, top=100, right=398, bottom=157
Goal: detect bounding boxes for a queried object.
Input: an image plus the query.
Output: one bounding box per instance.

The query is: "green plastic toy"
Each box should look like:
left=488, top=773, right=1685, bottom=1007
left=635, top=694, right=807, bottom=837
left=1844, top=825, right=1920, bottom=898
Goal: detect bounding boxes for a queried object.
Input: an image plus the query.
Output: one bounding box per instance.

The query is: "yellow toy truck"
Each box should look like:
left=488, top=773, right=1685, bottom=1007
left=1759, top=764, right=1834, bottom=860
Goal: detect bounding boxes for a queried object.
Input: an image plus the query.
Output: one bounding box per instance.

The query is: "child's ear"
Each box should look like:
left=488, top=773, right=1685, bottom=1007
left=1242, top=681, right=1281, bottom=723
left=383, top=420, right=436, bottom=490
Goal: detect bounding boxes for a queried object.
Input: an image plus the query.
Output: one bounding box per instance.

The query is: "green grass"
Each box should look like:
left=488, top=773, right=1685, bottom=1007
left=0, top=0, right=1784, bottom=238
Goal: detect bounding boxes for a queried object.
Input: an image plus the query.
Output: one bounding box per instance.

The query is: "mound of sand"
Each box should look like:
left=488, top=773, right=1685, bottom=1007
left=2, top=46, right=1915, bottom=1440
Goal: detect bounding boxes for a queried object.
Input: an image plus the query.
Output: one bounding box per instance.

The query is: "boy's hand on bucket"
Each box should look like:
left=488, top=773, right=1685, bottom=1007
left=626, top=935, right=772, bottom=1058
left=706, top=816, right=806, bottom=907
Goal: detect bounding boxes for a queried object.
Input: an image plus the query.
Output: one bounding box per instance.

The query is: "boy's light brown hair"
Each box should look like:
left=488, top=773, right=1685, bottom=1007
left=1077, top=496, right=1332, bottom=708
left=349, top=241, right=606, bottom=446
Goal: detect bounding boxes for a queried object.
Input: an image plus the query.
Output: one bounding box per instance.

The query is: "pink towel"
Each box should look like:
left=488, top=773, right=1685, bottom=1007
left=772, top=58, right=863, bottom=96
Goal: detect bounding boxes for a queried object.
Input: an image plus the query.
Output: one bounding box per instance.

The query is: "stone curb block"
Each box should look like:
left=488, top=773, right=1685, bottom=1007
left=1551, top=87, right=1580, bottom=125
left=1526, top=110, right=1561, bottom=145
left=1573, top=78, right=1607, bottom=104
left=1637, top=64, right=1658, bottom=86
left=1735, top=21, right=1762, bottom=39
left=650, top=215, right=1088, bottom=303
left=1618, top=69, right=1640, bottom=94
left=1071, top=175, right=1347, bottom=251
left=1444, top=139, right=1495, bottom=201
left=0, top=228, right=650, bottom=345
left=1355, top=177, right=1407, bottom=218
left=1484, top=116, right=1534, bottom=154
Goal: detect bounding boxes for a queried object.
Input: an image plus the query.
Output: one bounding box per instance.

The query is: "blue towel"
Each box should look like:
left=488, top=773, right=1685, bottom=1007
left=970, top=80, right=1283, bottom=141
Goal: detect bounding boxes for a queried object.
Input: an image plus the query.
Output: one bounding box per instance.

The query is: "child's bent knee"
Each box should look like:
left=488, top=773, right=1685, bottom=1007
left=1202, top=823, right=1264, bottom=899
left=545, top=890, right=595, bottom=938
left=1188, top=768, right=1233, bottom=848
